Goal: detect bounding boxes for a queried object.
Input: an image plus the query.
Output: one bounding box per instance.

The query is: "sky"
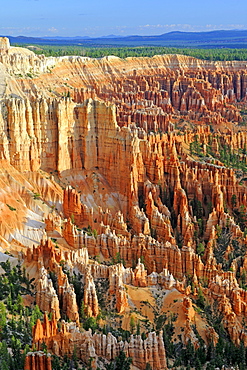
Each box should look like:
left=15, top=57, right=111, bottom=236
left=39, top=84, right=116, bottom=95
left=1, top=0, right=247, bottom=38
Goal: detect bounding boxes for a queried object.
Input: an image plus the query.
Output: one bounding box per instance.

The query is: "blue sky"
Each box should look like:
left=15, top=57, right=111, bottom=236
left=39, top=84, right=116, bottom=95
left=1, top=0, right=247, bottom=37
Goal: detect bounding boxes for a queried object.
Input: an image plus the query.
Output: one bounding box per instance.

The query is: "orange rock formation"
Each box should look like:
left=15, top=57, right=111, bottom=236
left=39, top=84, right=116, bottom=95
left=1, top=38, right=247, bottom=368
left=32, top=315, right=167, bottom=370
left=24, top=352, right=52, bottom=370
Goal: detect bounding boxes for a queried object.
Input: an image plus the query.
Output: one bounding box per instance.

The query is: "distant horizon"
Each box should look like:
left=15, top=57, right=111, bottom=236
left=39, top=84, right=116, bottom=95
left=1, top=0, right=247, bottom=38
left=3, top=28, right=247, bottom=40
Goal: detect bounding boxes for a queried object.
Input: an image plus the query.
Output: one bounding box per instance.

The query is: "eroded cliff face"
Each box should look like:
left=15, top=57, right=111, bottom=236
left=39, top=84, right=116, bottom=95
left=1, top=38, right=247, bottom=369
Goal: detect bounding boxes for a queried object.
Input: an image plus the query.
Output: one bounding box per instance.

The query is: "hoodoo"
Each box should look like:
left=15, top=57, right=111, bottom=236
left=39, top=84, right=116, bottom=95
left=1, top=37, right=247, bottom=369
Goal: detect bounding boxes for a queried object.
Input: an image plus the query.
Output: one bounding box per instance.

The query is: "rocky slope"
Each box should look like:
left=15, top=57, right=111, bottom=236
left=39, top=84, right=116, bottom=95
left=1, top=37, right=247, bottom=369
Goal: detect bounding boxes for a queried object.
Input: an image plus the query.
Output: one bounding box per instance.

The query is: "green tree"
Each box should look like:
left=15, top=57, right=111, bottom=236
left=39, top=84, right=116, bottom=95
left=52, top=354, right=61, bottom=370
left=231, top=194, right=237, bottom=208
left=0, top=340, right=10, bottom=369
left=130, top=316, right=135, bottom=334
left=136, top=321, right=140, bottom=336
left=105, top=350, right=132, bottom=370
left=196, top=287, right=206, bottom=309
left=197, top=243, right=205, bottom=256
left=0, top=302, right=6, bottom=332
left=11, top=336, right=25, bottom=369
left=83, top=317, right=98, bottom=333
left=30, top=305, right=43, bottom=328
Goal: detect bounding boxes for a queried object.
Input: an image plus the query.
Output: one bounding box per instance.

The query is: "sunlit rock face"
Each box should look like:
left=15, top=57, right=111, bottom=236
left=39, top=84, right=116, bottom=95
left=2, top=38, right=247, bottom=368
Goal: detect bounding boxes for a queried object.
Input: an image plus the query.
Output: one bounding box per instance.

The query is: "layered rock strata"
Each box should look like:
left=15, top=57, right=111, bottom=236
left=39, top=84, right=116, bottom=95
left=1, top=38, right=247, bottom=368
left=32, top=315, right=167, bottom=370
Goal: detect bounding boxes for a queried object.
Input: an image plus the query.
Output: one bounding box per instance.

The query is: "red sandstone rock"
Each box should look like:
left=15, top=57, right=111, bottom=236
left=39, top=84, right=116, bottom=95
left=32, top=316, right=167, bottom=370
left=83, top=269, right=99, bottom=317
left=1, top=40, right=247, bottom=368
left=24, top=352, right=52, bottom=370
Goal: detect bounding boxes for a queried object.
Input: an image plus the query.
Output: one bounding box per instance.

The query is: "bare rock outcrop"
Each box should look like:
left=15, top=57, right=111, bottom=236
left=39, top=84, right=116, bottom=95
left=24, top=352, right=52, bottom=370
left=32, top=316, right=167, bottom=370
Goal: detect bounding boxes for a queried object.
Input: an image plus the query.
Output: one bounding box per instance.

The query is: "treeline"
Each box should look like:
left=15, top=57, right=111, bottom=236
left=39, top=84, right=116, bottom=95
left=1, top=259, right=247, bottom=369
left=0, top=260, right=42, bottom=369
left=13, top=43, right=247, bottom=61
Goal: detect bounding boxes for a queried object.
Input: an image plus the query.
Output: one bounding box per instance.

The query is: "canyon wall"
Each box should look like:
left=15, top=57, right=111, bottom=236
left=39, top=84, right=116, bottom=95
left=1, top=38, right=247, bottom=369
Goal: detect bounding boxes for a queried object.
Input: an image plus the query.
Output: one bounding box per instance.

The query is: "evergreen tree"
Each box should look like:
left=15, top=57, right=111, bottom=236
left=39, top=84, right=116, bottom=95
left=0, top=302, right=6, bottom=332
left=105, top=350, right=132, bottom=370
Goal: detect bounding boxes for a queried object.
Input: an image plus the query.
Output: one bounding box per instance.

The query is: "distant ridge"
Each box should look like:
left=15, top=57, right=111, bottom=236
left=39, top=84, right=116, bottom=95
left=4, top=29, right=247, bottom=48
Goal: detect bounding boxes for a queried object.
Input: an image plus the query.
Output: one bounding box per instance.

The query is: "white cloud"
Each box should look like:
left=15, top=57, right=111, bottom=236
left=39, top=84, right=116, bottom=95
left=48, top=27, right=58, bottom=33
left=0, top=26, right=42, bottom=35
left=137, top=23, right=247, bottom=32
